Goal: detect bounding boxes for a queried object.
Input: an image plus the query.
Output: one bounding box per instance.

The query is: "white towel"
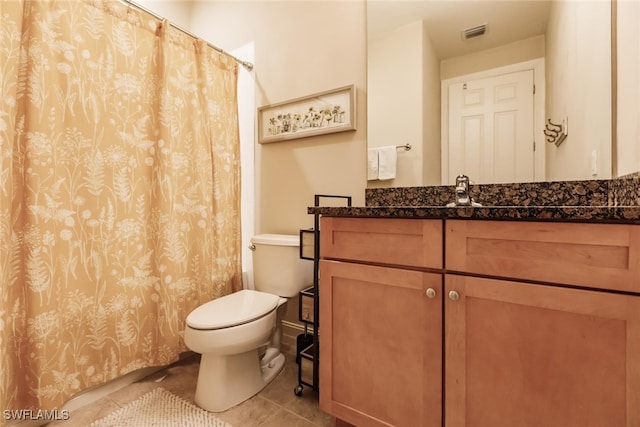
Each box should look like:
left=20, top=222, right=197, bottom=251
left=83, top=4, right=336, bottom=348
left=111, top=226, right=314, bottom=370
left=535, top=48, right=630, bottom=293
left=367, top=148, right=379, bottom=181
left=377, top=145, right=397, bottom=180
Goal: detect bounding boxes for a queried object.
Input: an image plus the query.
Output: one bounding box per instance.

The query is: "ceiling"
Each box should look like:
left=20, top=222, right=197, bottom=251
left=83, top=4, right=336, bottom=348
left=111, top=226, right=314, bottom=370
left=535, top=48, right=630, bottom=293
left=367, top=0, right=552, bottom=60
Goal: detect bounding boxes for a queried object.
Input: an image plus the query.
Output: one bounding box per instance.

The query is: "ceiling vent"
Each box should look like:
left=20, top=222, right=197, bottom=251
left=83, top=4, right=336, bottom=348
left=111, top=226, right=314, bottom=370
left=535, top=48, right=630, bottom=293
left=462, top=24, right=488, bottom=40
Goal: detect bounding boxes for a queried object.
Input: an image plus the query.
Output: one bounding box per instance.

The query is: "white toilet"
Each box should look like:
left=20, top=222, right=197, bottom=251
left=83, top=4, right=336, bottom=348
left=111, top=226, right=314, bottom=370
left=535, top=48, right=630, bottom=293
left=183, top=234, right=312, bottom=412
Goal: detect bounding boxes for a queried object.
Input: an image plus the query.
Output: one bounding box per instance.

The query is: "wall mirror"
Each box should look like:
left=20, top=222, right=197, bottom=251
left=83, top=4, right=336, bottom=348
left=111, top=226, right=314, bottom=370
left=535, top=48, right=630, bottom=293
left=366, top=0, right=616, bottom=187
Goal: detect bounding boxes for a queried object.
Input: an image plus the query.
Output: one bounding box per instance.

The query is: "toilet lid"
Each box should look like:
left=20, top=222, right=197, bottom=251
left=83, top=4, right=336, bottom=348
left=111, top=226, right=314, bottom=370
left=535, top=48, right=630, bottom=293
left=186, top=289, right=280, bottom=330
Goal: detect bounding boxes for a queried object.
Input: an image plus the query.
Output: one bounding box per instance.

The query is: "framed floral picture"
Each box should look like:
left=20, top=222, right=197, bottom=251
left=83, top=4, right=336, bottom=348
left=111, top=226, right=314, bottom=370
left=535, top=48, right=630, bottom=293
left=257, top=85, right=356, bottom=144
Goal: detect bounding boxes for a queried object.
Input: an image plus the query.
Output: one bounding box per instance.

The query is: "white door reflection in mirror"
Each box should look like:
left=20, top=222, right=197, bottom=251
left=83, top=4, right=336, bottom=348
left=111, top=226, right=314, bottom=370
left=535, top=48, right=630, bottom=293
left=446, top=69, right=534, bottom=185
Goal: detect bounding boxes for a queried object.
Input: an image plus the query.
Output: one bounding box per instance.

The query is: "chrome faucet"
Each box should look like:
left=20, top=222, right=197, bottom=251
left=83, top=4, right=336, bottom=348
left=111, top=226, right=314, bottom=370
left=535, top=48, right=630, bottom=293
left=455, top=174, right=471, bottom=206
left=446, top=174, right=482, bottom=207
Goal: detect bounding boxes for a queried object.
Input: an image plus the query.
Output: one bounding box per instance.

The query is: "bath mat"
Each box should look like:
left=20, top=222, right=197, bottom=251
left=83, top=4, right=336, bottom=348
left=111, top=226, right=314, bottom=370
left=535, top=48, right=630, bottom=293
left=89, top=387, right=231, bottom=427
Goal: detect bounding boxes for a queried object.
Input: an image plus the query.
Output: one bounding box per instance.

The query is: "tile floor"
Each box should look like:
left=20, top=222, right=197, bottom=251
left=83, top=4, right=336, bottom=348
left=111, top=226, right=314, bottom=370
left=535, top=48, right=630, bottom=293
left=47, top=346, right=332, bottom=427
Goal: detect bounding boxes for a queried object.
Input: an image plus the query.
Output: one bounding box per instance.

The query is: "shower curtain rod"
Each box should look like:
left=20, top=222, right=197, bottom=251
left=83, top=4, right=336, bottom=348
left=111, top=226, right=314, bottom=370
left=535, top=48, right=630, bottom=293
left=120, top=0, right=254, bottom=71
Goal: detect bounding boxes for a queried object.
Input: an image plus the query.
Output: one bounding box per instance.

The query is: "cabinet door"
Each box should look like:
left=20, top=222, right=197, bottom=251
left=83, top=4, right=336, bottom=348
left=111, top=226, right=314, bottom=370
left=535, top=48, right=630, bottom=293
left=445, top=275, right=640, bottom=427
left=319, top=260, right=442, bottom=427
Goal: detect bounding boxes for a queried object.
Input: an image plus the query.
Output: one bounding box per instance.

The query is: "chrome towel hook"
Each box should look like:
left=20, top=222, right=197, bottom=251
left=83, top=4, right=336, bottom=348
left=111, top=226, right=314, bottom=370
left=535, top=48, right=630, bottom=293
left=544, top=118, right=568, bottom=146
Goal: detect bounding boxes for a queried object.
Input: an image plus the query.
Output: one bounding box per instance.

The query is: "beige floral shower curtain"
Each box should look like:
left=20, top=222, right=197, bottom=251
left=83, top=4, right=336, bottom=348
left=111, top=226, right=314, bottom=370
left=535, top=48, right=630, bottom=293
left=0, top=0, right=242, bottom=415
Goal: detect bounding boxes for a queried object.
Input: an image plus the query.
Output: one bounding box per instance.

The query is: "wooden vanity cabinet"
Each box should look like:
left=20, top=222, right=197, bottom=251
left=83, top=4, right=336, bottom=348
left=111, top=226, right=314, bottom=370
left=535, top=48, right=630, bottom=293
left=444, top=219, right=640, bottom=427
left=319, top=217, right=444, bottom=427
left=319, top=217, right=640, bottom=427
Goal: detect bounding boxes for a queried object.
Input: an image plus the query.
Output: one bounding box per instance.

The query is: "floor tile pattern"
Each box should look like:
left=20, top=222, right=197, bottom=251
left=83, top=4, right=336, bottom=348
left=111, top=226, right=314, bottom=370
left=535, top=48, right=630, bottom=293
left=47, top=346, right=331, bottom=427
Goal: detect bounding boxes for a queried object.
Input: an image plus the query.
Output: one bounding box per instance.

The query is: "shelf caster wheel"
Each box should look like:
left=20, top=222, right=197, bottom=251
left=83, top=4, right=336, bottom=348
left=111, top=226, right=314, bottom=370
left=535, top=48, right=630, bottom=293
left=294, top=385, right=303, bottom=396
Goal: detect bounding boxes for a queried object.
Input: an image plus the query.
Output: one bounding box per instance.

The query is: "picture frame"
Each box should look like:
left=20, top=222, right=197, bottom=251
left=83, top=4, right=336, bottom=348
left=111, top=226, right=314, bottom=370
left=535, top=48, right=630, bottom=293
left=257, top=84, right=356, bottom=144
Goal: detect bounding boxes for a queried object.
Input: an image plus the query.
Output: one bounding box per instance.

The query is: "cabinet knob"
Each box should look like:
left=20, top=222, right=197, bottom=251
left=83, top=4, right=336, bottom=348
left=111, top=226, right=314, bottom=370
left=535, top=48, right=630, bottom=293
left=425, top=288, right=437, bottom=299
left=448, top=290, right=460, bottom=301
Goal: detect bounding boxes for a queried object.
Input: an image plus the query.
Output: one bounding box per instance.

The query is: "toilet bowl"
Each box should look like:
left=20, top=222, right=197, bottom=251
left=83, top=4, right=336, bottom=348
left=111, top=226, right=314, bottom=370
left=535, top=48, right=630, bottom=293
left=183, top=234, right=312, bottom=412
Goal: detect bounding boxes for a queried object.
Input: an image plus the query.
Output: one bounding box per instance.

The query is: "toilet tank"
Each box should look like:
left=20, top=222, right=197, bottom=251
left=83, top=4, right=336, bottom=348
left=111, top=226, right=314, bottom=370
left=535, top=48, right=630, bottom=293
left=251, top=234, right=313, bottom=297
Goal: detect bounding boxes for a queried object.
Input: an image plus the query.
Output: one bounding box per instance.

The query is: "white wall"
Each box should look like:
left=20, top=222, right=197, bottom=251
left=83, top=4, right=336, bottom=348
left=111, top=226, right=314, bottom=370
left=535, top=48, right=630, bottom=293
left=440, top=35, right=545, bottom=80
left=545, top=0, right=612, bottom=181
left=134, top=0, right=192, bottom=29
left=368, top=21, right=426, bottom=188
left=190, top=1, right=367, bottom=236
left=368, top=20, right=440, bottom=188
left=617, top=0, right=640, bottom=176
left=233, top=42, right=257, bottom=289
left=422, top=21, right=442, bottom=186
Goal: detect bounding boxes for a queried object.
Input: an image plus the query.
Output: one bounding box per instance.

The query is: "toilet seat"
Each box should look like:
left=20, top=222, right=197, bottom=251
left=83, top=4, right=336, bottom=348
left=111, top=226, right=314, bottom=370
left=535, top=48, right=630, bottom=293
left=186, top=290, right=280, bottom=330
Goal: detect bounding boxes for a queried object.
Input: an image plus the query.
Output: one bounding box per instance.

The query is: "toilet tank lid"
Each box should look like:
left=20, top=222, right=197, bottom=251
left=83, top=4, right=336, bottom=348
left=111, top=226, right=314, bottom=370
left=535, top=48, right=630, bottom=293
left=251, top=234, right=299, bottom=246
left=186, top=290, right=280, bottom=330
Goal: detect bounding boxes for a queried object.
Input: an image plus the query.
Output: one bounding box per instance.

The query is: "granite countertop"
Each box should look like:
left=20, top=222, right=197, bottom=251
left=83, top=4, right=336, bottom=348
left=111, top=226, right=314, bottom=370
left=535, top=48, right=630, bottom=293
left=308, top=205, right=640, bottom=224
left=309, top=175, right=640, bottom=224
